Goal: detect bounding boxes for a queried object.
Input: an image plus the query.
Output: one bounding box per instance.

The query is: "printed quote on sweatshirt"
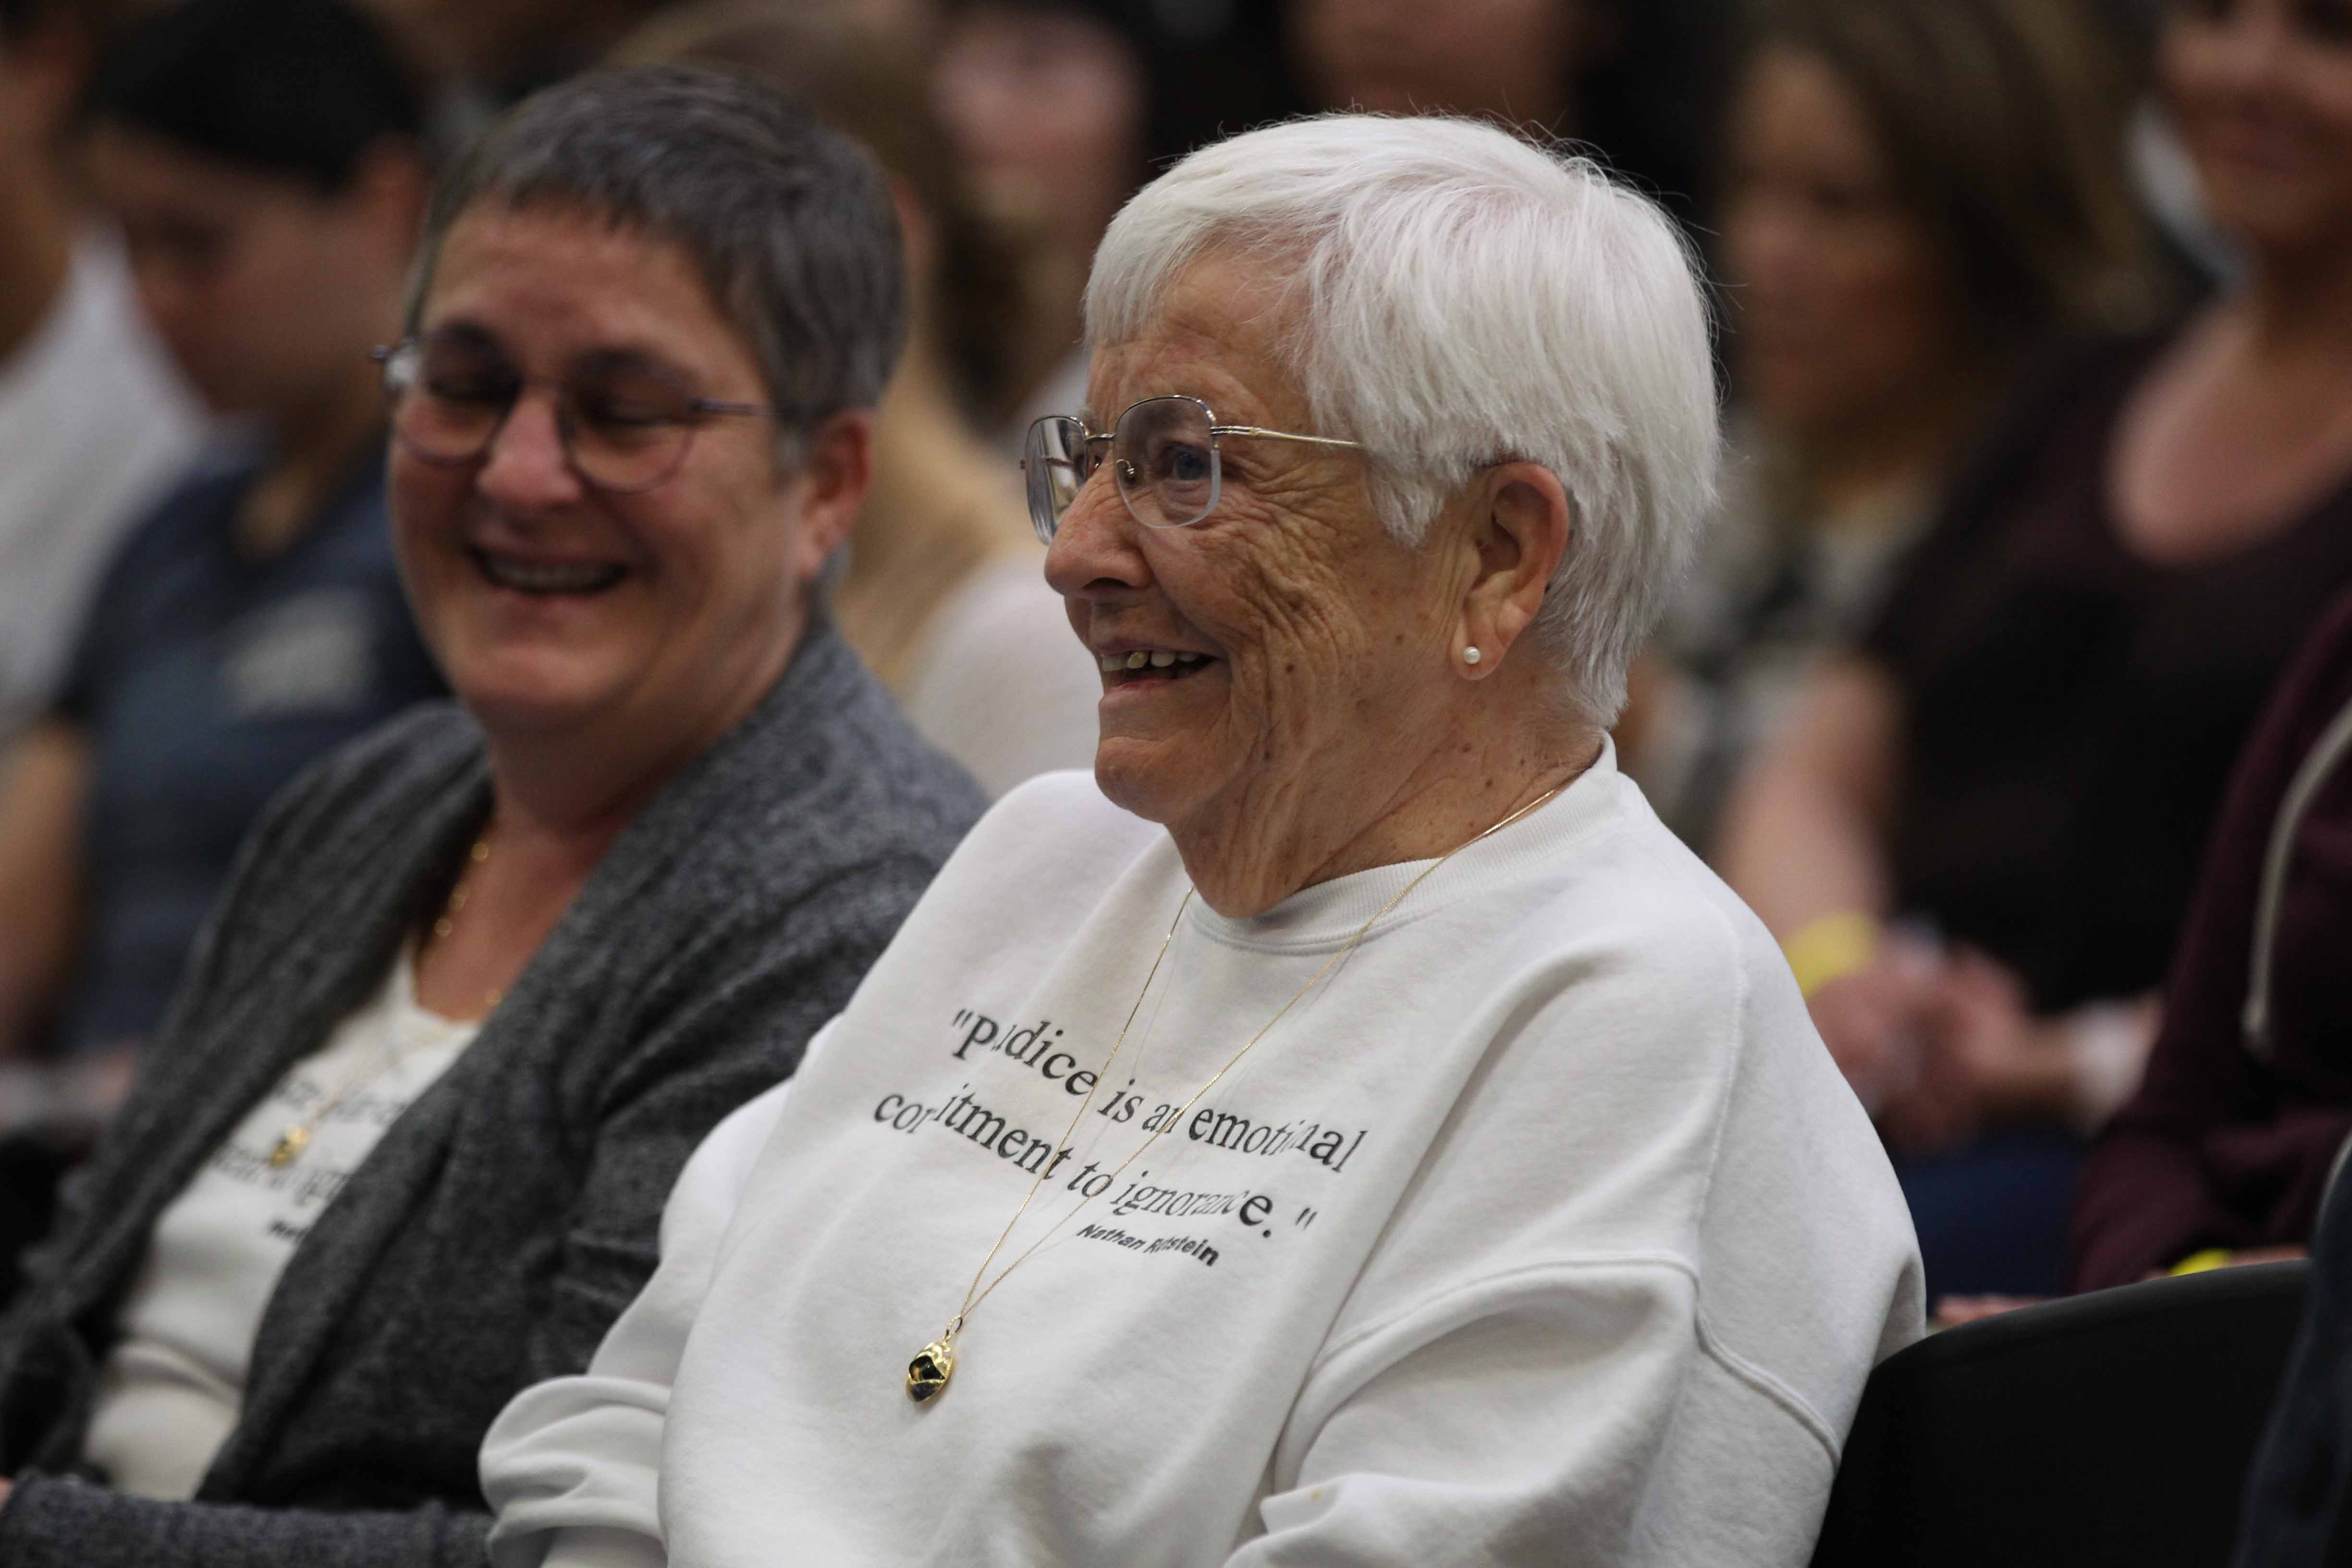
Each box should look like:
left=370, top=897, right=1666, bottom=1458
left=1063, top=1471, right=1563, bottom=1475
left=870, top=1008, right=1369, bottom=1269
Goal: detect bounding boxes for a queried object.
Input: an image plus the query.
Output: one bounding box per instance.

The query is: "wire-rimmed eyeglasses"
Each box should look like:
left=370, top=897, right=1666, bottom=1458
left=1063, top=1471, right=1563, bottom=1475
left=1021, top=394, right=1367, bottom=545
left=373, top=330, right=772, bottom=495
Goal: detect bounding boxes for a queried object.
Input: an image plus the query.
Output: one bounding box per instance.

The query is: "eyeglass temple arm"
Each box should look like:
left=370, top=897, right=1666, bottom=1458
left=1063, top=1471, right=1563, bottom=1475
left=1208, top=425, right=1366, bottom=451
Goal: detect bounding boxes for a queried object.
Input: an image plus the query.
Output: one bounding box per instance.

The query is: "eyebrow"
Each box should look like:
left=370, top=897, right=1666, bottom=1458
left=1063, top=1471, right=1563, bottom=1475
left=420, top=319, right=700, bottom=384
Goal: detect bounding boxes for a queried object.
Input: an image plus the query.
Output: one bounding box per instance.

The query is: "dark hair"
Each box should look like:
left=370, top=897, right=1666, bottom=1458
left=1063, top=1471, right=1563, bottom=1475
left=409, top=64, right=907, bottom=439
left=0, top=0, right=148, bottom=45
left=2, top=0, right=77, bottom=42
left=1742, top=0, right=2155, bottom=351
left=87, top=0, right=425, bottom=192
left=1584, top=0, right=1733, bottom=234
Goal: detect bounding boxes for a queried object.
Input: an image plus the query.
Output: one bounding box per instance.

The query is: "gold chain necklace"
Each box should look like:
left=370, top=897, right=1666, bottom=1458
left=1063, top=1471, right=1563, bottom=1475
left=905, top=779, right=1568, bottom=1403
left=266, top=834, right=491, bottom=1168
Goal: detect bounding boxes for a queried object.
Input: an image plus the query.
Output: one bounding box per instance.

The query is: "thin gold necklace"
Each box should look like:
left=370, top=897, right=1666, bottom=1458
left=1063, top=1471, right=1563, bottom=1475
left=905, top=778, right=1569, bottom=1403
left=266, top=834, right=491, bottom=1168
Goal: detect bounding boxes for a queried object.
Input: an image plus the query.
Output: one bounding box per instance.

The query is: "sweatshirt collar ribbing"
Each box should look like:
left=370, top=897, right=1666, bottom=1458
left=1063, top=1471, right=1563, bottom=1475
left=1183, top=739, right=1622, bottom=953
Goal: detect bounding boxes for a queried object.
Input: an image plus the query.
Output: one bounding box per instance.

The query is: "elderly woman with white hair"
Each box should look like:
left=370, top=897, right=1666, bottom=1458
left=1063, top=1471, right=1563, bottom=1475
left=479, top=114, right=1923, bottom=1567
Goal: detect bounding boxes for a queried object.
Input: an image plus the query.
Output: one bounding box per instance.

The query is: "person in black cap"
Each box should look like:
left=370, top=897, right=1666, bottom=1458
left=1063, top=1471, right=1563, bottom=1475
left=0, top=0, right=446, bottom=1084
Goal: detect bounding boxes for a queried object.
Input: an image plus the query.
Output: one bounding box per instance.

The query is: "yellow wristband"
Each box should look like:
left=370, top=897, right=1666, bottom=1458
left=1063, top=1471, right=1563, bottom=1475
left=1783, top=912, right=1880, bottom=999
left=2169, top=1248, right=2235, bottom=1276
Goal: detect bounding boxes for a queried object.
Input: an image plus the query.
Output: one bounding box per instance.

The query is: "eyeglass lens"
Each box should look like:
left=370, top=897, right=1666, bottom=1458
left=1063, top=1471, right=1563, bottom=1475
left=1023, top=415, right=1092, bottom=545
left=1023, top=396, right=1222, bottom=543
left=382, top=331, right=709, bottom=493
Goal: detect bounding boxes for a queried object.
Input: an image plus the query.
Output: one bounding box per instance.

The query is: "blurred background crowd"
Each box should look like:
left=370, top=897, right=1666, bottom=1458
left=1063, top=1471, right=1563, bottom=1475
left=0, top=0, right=2350, bottom=1327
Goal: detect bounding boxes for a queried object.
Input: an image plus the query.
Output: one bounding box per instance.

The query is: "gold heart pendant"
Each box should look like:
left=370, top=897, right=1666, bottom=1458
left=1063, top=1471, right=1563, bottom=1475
left=906, top=1339, right=954, bottom=1404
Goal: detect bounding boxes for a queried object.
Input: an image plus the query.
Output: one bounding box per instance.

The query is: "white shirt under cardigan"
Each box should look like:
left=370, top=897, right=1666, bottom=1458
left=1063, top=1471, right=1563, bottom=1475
left=482, top=751, right=1924, bottom=1567
left=83, top=950, right=478, bottom=1499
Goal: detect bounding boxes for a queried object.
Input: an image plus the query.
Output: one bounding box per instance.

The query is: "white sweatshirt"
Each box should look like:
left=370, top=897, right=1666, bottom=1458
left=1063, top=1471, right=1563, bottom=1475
left=482, top=751, right=1923, bottom=1568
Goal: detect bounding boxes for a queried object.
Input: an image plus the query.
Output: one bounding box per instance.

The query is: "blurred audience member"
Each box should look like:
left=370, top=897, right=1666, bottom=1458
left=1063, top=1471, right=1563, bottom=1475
left=1720, top=0, right=2352, bottom=1299
left=934, top=0, right=1302, bottom=449
left=0, top=0, right=447, bottom=1111
left=621, top=1, right=1099, bottom=794
left=0, top=0, right=199, bottom=738
left=1283, top=0, right=1725, bottom=232
left=934, top=0, right=1146, bottom=445
left=0, top=0, right=449, bottom=1137
left=0, top=65, right=981, bottom=1558
left=2070, top=585, right=2352, bottom=1290
left=1629, top=0, right=2147, bottom=849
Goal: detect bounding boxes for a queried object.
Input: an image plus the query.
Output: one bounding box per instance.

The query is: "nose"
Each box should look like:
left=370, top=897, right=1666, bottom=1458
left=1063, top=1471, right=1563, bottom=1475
left=477, top=386, right=586, bottom=512
left=1737, top=186, right=1815, bottom=285
left=1043, top=464, right=1152, bottom=604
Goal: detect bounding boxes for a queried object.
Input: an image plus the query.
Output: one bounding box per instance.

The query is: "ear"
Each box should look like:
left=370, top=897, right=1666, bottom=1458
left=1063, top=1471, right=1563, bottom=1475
left=783, top=408, right=876, bottom=590
left=1452, top=460, right=1571, bottom=680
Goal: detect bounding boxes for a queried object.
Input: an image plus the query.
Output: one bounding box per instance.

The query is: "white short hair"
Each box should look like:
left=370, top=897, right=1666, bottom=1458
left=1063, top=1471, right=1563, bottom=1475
left=1085, top=114, right=1719, bottom=726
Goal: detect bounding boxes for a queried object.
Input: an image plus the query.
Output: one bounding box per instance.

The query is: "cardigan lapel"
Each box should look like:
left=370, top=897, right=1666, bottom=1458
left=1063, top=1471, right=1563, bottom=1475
left=36, top=746, right=493, bottom=1474
left=67, top=786, right=487, bottom=1292
left=183, top=776, right=496, bottom=1494
left=197, top=1007, right=495, bottom=1494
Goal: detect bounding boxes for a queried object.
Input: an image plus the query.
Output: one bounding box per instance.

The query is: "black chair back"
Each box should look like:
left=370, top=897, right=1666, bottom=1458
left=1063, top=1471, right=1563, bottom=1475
left=1811, top=1261, right=2311, bottom=1567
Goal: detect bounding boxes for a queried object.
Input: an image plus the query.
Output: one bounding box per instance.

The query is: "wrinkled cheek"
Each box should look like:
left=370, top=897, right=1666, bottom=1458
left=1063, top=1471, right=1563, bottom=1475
left=1225, top=660, right=1322, bottom=777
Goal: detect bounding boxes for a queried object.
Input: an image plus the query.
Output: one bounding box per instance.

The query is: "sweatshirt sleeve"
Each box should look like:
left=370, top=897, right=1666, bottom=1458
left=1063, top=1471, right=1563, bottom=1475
left=1227, top=1259, right=1836, bottom=1568
left=481, top=1072, right=802, bottom=1568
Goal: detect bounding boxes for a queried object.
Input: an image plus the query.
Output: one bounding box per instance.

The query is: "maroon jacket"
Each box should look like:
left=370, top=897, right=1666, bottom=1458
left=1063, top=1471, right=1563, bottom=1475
left=2069, top=588, right=2352, bottom=1292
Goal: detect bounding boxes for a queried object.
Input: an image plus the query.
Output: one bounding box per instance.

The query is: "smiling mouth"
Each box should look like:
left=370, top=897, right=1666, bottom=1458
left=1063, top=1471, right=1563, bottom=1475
left=470, top=548, right=628, bottom=597
left=1098, top=649, right=1215, bottom=686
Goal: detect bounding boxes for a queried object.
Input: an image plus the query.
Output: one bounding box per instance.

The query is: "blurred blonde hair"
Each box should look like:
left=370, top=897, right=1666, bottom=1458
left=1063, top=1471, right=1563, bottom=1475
left=1743, top=0, right=2160, bottom=353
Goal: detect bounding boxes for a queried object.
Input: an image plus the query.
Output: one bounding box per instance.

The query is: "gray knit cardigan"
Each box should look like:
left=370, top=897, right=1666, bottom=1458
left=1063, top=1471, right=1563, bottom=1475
left=0, top=623, right=986, bottom=1566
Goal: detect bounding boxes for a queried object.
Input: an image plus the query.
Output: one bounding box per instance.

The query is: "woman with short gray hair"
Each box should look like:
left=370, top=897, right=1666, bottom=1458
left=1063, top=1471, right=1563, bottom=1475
left=483, top=113, right=1922, bottom=1567
left=0, top=65, right=982, bottom=1565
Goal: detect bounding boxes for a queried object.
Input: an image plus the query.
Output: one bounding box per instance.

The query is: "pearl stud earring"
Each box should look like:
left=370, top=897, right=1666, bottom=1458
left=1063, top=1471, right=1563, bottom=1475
left=1462, top=646, right=1482, bottom=666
